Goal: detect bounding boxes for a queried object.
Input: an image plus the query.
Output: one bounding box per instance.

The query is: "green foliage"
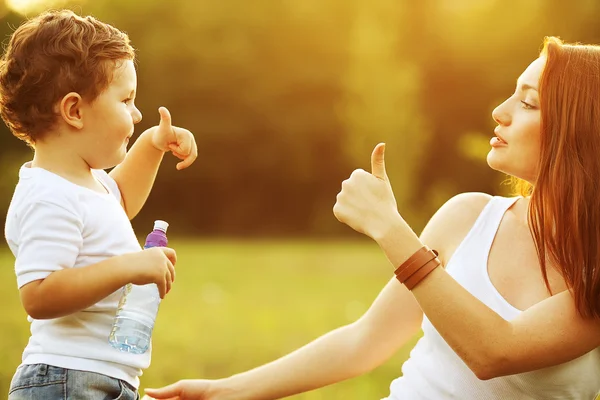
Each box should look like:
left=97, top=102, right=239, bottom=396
left=1, top=1, right=600, bottom=235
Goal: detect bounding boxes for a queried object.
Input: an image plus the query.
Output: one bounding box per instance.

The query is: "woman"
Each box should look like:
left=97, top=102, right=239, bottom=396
left=144, top=37, right=600, bottom=400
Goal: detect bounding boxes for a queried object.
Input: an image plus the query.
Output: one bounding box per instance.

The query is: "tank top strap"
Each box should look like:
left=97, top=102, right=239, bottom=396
left=464, top=196, right=521, bottom=255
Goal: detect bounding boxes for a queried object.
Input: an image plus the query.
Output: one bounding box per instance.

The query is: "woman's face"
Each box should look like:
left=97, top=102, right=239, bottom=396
left=488, top=56, right=545, bottom=183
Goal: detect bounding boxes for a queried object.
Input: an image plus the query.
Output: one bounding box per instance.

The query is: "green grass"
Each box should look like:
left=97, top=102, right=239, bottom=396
left=0, top=239, right=419, bottom=399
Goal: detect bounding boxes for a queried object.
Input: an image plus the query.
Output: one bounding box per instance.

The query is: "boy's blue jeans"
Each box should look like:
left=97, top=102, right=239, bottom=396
left=8, top=363, right=139, bottom=399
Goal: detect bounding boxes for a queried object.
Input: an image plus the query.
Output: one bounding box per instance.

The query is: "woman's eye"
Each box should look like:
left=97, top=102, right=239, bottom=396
left=521, top=100, right=535, bottom=109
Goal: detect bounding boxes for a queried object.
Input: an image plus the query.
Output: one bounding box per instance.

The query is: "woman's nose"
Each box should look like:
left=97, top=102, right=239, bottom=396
left=492, top=98, right=511, bottom=126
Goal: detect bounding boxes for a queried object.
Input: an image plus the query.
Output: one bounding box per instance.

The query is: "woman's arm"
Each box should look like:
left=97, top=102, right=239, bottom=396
left=143, top=198, right=476, bottom=400
left=144, top=189, right=490, bottom=400
left=216, top=277, right=422, bottom=400
left=145, top=273, right=424, bottom=400
left=381, top=209, right=600, bottom=379
left=335, top=143, right=600, bottom=380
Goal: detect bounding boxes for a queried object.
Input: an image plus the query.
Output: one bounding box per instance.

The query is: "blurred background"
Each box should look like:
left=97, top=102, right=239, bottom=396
left=1, top=0, right=600, bottom=398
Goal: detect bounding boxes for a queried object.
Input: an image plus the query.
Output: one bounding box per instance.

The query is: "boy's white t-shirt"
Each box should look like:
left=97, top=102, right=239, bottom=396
left=5, top=162, right=149, bottom=388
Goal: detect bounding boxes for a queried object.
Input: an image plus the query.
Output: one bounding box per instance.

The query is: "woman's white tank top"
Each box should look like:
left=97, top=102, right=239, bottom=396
left=386, top=196, right=600, bottom=399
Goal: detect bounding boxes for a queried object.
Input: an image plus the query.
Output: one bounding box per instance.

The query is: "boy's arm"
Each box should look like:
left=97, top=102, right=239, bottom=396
left=109, top=107, right=197, bottom=219
left=20, top=247, right=177, bottom=320
left=21, top=255, right=136, bottom=319
left=14, top=200, right=176, bottom=319
left=110, top=129, right=164, bottom=219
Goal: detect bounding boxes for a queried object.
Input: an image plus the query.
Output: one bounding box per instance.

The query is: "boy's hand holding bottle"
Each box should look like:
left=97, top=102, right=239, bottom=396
left=123, top=246, right=176, bottom=299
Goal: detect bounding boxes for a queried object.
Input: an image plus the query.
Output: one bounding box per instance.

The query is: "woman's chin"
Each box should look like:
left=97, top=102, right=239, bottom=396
left=486, top=151, right=514, bottom=177
left=486, top=151, right=534, bottom=183
left=486, top=150, right=503, bottom=171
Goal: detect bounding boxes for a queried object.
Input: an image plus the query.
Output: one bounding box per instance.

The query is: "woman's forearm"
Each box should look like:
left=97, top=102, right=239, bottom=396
left=374, top=217, right=511, bottom=379
left=213, top=322, right=390, bottom=400
left=410, top=268, right=510, bottom=379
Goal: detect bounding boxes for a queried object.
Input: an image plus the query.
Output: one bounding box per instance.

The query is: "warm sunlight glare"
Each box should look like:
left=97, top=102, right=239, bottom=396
left=5, top=0, right=71, bottom=15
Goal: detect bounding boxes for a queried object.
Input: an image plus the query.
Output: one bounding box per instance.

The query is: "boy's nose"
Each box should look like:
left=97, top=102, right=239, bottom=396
left=133, top=108, right=142, bottom=124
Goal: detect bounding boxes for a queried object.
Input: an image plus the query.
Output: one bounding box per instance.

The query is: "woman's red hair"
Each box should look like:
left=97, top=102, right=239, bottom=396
left=515, top=36, right=600, bottom=318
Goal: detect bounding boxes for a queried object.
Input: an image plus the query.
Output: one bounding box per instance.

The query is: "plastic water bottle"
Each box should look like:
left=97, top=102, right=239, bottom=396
left=109, top=220, right=169, bottom=354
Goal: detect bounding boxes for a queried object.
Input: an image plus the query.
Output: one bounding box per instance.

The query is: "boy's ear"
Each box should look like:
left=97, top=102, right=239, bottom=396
left=59, top=92, right=84, bottom=129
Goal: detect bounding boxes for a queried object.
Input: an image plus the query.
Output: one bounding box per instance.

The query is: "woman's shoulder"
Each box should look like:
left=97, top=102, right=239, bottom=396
left=442, top=191, right=493, bottom=212
left=420, top=192, right=493, bottom=264
left=432, top=192, right=494, bottom=228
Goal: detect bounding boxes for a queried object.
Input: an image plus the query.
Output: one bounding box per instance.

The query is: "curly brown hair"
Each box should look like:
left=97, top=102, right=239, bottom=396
left=0, top=9, right=135, bottom=146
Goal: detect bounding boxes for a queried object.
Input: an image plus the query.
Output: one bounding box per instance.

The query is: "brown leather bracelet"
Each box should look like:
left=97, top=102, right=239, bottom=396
left=404, top=257, right=441, bottom=290
left=393, top=246, right=431, bottom=276
left=394, top=248, right=428, bottom=279
left=394, top=246, right=440, bottom=290
left=394, top=246, right=438, bottom=283
left=395, top=251, right=438, bottom=283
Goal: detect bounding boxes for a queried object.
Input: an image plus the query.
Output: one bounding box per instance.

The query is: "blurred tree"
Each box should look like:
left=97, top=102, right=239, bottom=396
left=2, top=0, right=600, bottom=236
left=84, top=0, right=355, bottom=236
left=341, top=0, right=430, bottom=228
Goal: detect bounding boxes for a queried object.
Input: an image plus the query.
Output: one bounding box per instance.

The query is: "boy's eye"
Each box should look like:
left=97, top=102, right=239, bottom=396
left=123, top=98, right=133, bottom=104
